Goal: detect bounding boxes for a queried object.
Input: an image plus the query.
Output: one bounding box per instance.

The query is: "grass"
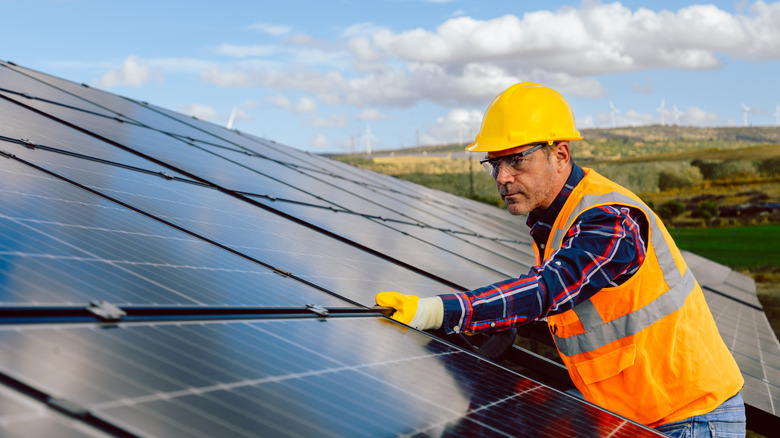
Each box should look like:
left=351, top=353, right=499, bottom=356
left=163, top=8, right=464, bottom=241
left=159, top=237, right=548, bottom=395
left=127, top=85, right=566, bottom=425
left=669, top=225, right=780, bottom=269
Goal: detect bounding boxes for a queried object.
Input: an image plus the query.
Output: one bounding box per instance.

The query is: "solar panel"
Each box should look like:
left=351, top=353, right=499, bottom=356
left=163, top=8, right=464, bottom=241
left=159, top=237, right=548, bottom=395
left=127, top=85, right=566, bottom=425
left=1, top=59, right=777, bottom=436
left=0, top=318, right=661, bottom=437
left=683, top=250, right=780, bottom=424
left=1, top=67, right=528, bottom=291
left=0, top=385, right=117, bottom=438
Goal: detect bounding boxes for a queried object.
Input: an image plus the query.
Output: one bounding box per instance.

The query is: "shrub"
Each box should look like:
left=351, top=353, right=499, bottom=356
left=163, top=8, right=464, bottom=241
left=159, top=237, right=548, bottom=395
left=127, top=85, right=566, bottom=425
left=757, top=157, right=780, bottom=176
left=691, top=159, right=757, bottom=180
left=658, top=167, right=703, bottom=191
left=695, top=200, right=720, bottom=221
left=658, top=200, right=686, bottom=222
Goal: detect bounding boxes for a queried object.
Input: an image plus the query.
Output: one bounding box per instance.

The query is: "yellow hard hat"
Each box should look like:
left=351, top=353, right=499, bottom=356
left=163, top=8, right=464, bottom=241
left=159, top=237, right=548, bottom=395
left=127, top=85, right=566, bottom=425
left=467, top=82, right=582, bottom=152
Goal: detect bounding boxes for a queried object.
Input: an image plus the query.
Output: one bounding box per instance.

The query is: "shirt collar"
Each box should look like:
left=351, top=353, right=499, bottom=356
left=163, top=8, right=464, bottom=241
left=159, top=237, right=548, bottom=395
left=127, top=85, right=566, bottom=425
left=527, top=162, right=584, bottom=245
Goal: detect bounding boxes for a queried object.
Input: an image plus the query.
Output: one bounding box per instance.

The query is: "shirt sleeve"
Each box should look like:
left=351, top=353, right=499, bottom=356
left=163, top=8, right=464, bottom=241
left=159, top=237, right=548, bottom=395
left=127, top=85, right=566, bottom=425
left=439, top=205, right=648, bottom=334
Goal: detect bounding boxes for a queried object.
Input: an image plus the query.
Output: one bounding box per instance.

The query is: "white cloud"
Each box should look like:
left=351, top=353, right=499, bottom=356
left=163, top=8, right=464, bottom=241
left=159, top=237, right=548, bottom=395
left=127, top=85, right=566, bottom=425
left=372, top=3, right=780, bottom=75
left=681, top=106, right=722, bottom=126
left=357, top=108, right=390, bottom=120
left=309, top=133, right=330, bottom=147
left=199, top=67, right=259, bottom=87
left=94, top=55, right=163, bottom=88
left=294, top=96, right=317, bottom=113
left=217, top=44, right=279, bottom=58
left=191, top=2, right=780, bottom=133
left=310, top=114, right=347, bottom=128
left=422, top=108, right=483, bottom=145
left=342, top=22, right=386, bottom=39
left=148, top=57, right=216, bottom=73
left=246, top=22, right=292, bottom=36
left=348, top=36, right=386, bottom=72
left=241, top=99, right=259, bottom=110
left=264, top=94, right=291, bottom=110
left=177, top=103, right=218, bottom=120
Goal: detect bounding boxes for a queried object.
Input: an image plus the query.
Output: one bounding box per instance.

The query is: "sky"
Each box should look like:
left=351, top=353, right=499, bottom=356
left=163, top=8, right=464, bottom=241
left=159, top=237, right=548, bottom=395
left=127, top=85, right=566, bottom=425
left=2, top=0, right=780, bottom=154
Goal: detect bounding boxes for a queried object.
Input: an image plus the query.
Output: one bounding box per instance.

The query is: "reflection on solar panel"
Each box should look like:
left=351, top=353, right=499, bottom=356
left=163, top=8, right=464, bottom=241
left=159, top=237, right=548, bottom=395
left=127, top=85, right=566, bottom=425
left=0, top=318, right=662, bottom=437
left=0, top=60, right=776, bottom=436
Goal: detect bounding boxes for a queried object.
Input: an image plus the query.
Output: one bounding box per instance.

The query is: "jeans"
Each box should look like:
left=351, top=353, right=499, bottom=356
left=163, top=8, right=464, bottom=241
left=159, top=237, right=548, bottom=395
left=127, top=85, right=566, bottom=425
left=654, top=392, right=745, bottom=437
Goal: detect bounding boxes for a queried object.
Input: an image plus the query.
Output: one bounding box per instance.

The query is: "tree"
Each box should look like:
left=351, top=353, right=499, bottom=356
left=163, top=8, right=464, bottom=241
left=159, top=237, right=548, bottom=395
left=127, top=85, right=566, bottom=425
left=658, top=200, right=686, bottom=222
left=696, top=200, right=720, bottom=222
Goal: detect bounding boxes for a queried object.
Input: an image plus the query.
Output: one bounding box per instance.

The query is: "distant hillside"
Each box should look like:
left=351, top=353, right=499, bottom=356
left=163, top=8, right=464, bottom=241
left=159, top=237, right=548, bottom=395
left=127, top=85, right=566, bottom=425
left=581, top=125, right=780, bottom=142
left=334, top=125, right=780, bottom=159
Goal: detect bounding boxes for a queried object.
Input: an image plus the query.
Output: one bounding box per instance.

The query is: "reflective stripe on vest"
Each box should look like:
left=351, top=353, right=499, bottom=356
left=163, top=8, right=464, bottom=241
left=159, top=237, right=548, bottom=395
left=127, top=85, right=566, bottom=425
left=550, top=191, right=696, bottom=356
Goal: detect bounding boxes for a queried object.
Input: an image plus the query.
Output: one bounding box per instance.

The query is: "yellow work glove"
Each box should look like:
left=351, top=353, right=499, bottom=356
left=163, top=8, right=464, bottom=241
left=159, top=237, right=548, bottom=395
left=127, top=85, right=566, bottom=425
left=375, top=291, right=443, bottom=330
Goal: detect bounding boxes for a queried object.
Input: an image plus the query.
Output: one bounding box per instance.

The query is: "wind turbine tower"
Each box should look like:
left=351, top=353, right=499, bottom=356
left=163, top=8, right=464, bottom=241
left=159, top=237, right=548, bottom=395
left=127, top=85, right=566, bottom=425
left=362, top=124, right=377, bottom=155
left=609, top=100, right=620, bottom=128
left=658, top=99, right=665, bottom=126
left=741, top=103, right=750, bottom=127
left=226, top=107, right=238, bottom=130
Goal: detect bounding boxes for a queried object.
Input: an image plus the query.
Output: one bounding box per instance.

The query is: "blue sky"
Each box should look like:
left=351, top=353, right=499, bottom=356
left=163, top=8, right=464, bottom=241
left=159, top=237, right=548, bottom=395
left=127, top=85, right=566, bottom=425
left=2, top=0, right=780, bottom=153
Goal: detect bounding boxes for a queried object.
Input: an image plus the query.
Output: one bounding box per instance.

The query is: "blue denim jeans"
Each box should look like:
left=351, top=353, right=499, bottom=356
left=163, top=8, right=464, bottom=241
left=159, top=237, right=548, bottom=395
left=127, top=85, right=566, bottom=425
left=654, top=392, right=745, bottom=437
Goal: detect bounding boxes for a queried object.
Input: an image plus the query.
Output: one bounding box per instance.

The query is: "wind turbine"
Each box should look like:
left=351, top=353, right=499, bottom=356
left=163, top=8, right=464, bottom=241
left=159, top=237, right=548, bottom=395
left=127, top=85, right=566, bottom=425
left=741, top=103, right=750, bottom=127
left=657, top=99, right=666, bottom=126
left=774, top=103, right=779, bottom=126
left=362, top=123, right=377, bottom=155
left=672, top=105, right=682, bottom=126
left=226, top=107, right=238, bottom=130
left=609, top=100, right=620, bottom=128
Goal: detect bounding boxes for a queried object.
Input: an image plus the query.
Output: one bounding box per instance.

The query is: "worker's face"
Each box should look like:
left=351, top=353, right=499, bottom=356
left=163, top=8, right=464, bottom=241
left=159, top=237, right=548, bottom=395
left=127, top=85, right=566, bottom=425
left=489, top=142, right=570, bottom=216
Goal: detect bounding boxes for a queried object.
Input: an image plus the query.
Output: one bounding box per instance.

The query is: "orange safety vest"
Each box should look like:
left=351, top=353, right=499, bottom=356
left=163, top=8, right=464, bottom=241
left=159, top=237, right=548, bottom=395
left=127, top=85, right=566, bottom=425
left=537, top=168, right=743, bottom=427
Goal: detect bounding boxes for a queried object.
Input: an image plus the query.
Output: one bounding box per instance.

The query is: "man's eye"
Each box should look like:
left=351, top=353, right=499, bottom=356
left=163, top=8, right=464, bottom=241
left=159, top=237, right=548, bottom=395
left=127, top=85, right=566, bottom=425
left=508, top=156, right=525, bottom=166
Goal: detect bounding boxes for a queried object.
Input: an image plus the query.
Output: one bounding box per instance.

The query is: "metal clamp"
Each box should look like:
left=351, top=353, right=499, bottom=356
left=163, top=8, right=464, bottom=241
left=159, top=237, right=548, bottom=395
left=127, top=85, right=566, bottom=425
left=305, top=304, right=329, bottom=317
left=85, top=300, right=126, bottom=322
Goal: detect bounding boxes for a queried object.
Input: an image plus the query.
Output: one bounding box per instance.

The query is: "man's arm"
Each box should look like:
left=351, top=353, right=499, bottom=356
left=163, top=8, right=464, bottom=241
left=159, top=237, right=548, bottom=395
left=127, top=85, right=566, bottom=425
left=439, top=205, right=648, bottom=334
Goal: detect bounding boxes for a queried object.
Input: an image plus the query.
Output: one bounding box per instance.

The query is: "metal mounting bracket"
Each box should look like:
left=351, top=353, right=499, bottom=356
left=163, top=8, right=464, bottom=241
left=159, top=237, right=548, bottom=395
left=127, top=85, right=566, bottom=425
left=85, top=300, right=126, bottom=322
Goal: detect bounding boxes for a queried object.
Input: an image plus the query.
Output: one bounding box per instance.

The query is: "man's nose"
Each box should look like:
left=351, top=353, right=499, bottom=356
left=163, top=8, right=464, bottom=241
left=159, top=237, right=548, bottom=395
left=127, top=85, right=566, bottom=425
left=495, top=162, right=514, bottom=185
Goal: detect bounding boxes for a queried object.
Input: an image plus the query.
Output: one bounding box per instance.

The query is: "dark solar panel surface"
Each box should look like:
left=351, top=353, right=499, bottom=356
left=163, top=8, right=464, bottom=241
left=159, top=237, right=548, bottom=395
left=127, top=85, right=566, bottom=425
left=1, top=59, right=776, bottom=435
left=0, top=318, right=660, bottom=438
left=0, top=385, right=114, bottom=438
left=684, top=250, right=780, bottom=417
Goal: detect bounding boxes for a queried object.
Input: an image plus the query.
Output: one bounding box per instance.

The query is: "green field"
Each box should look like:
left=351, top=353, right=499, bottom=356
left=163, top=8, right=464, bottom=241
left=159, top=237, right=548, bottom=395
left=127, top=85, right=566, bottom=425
left=669, top=225, right=780, bottom=269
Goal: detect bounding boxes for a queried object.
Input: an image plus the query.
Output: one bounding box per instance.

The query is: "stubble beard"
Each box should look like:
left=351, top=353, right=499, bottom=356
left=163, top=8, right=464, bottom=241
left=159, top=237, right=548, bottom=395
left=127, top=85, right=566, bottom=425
left=500, top=188, right=533, bottom=216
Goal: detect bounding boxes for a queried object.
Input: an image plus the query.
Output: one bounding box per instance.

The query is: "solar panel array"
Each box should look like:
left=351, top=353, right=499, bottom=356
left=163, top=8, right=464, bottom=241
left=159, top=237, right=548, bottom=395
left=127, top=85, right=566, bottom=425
left=0, top=60, right=775, bottom=436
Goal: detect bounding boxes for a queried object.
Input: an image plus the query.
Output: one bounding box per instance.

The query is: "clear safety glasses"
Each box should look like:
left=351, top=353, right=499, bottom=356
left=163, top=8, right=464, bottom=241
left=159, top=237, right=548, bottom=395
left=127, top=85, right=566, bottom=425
left=479, top=143, right=547, bottom=179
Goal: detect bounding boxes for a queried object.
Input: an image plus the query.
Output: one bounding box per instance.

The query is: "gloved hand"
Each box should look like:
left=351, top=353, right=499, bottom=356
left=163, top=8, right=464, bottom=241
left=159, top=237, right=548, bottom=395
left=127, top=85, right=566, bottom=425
left=375, top=291, right=443, bottom=330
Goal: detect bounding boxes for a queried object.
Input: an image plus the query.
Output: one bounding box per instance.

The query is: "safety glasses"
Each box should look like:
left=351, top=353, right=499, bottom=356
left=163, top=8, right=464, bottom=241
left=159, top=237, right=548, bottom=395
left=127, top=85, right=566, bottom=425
left=479, top=143, right=547, bottom=179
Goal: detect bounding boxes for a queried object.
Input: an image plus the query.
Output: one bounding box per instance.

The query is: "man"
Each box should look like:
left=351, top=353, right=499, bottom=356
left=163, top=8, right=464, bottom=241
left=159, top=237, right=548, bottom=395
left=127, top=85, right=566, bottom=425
left=376, top=83, right=745, bottom=436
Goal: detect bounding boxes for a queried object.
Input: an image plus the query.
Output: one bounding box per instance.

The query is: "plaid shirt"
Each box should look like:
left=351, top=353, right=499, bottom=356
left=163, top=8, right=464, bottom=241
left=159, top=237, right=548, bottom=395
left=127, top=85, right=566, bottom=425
left=440, top=164, right=648, bottom=334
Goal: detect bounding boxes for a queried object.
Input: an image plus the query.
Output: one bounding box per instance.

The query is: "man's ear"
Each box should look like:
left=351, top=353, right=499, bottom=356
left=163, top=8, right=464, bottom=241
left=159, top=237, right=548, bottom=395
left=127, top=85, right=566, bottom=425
left=554, top=141, right=571, bottom=170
